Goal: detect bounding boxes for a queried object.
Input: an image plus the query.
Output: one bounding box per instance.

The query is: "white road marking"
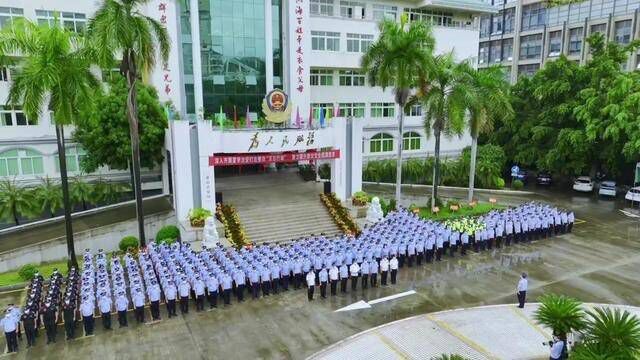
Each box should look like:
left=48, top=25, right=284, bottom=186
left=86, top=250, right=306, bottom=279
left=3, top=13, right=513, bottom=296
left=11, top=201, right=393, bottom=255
left=335, top=290, right=417, bottom=312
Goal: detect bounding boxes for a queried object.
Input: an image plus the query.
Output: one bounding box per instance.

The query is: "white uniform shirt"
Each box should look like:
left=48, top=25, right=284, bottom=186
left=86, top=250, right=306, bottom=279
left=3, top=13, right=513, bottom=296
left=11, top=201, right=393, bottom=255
left=380, top=258, right=389, bottom=272
left=98, top=297, right=112, bottom=314
left=517, top=278, right=528, bottom=292
left=329, top=267, right=339, bottom=281
left=349, top=263, right=360, bottom=277
left=0, top=315, right=17, bottom=333
left=305, top=272, right=316, bottom=287
left=80, top=301, right=94, bottom=317
left=550, top=340, right=564, bottom=359
left=390, top=258, right=399, bottom=270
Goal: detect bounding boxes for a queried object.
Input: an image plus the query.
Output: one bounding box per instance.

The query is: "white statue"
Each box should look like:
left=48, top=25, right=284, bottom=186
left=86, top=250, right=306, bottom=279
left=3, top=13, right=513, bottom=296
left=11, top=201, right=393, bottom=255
left=201, top=216, right=219, bottom=249
left=366, top=197, right=384, bottom=225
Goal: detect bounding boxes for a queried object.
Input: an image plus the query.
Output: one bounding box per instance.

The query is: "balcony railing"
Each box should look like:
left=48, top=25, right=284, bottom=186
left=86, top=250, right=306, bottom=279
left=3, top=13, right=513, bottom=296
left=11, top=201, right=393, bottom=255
left=310, top=13, right=478, bottom=31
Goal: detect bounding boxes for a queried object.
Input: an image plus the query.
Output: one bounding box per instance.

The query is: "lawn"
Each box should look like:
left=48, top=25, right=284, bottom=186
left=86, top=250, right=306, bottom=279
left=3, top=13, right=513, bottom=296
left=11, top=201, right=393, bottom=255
left=416, top=202, right=507, bottom=221
left=0, top=259, right=79, bottom=288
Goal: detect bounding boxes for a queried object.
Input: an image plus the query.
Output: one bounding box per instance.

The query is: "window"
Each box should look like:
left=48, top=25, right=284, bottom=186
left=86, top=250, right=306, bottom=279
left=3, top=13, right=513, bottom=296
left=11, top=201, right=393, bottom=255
left=340, top=1, right=365, bottom=19
left=479, top=42, right=490, bottom=64
left=311, top=103, right=334, bottom=118
left=0, top=7, right=23, bottom=29
left=614, top=20, right=632, bottom=45
left=0, top=107, right=11, bottom=126
left=346, top=33, right=373, bottom=53
left=338, top=70, right=365, bottom=86
left=590, top=23, right=607, bottom=36
left=492, top=14, right=503, bottom=34
left=0, top=66, right=8, bottom=81
left=61, top=12, right=86, bottom=33
left=403, top=132, right=421, bottom=151
left=404, top=104, right=422, bottom=117
left=338, top=103, right=365, bottom=118
left=311, top=31, right=340, bottom=51
left=518, top=63, right=540, bottom=79
left=490, top=40, right=502, bottom=63
left=480, top=15, right=491, bottom=37
left=310, top=0, right=334, bottom=16
left=502, top=38, right=513, bottom=61
left=503, top=8, right=515, bottom=34
left=568, top=27, right=583, bottom=55
left=310, top=69, right=333, bottom=86
left=548, top=31, right=562, bottom=56
left=55, top=146, right=86, bottom=173
left=0, top=149, right=44, bottom=176
left=405, top=8, right=453, bottom=27
left=0, top=106, right=36, bottom=126
left=372, top=5, right=397, bottom=21
left=521, top=3, right=545, bottom=31
left=519, top=34, right=542, bottom=60
left=370, top=103, right=395, bottom=118
left=370, top=133, right=394, bottom=153
left=35, top=10, right=57, bottom=27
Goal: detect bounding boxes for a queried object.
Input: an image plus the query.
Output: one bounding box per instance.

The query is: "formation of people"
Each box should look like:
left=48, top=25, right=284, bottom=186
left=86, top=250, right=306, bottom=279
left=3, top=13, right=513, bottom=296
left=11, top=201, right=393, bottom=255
left=1, top=201, right=574, bottom=352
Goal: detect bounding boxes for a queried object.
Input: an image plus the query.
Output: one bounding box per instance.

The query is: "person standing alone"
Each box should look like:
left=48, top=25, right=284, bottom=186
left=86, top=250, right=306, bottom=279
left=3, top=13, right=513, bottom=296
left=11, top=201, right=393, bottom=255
left=516, top=273, right=528, bottom=308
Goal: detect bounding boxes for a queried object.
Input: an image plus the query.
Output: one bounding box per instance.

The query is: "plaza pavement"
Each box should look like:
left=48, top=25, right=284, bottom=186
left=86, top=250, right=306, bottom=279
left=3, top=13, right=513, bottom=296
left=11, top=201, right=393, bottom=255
left=310, top=303, right=640, bottom=360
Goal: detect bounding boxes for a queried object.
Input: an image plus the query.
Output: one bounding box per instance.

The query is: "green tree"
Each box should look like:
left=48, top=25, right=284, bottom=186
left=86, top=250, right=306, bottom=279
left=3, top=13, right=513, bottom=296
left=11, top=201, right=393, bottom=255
left=419, top=53, right=472, bottom=204
left=534, top=293, right=586, bottom=342
left=89, top=0, right=170, bottom=246
left=465, top=66, right=513, bottom=201
left=34, top=177, right=63, bottom=218
left=0, top=179, right=35, bottom=225
left=74, top=77, right=168, bottom=173
left=581, top=307, right=640, bottom=358
left=0, top=18, right=98, bottom=269
left=70, top=177, right=96, bottom=211
left=361, top=14, right=434, bottom=205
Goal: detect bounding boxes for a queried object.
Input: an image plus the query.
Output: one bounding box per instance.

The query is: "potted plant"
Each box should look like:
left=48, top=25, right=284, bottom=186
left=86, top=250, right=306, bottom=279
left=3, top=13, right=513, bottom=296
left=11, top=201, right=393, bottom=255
left=189, top=207, right=212, bottom=227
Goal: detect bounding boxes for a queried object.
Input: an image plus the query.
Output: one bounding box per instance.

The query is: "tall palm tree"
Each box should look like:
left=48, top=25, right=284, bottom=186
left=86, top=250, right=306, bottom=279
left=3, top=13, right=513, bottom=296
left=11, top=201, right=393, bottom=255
left=534, top=293, right=586, bottom=342
left=465, top=66, right=513, bottom=202
left=0, top=19, right=99, bottom=269
left=89, top=0, right=170, bottom=247
left=34, top=177, right=63, bottom=218
left=0, top=179, right=35, bottom=225
left=361, top=14, right=434, bottom=205
left=418, top=53, right=472, bottom=206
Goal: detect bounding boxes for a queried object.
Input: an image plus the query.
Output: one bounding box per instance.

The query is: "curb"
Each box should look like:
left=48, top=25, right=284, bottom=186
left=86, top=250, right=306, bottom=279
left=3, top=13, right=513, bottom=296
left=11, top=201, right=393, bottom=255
left=362, top=181, right=536, bottom=195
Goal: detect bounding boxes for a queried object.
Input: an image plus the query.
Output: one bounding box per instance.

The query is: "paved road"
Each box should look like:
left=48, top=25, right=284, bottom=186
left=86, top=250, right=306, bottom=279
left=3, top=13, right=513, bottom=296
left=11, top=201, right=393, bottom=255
left=1, top=186, right=640, bottom=359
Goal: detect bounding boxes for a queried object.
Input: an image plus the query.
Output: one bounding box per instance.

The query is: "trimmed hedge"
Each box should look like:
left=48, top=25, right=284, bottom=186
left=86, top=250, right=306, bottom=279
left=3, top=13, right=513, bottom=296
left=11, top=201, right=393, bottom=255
left=18, top=264, right=38, bottom=281
left=119, top=236, right=140, bottom=252
left=156, top=225, right=180, bottom=243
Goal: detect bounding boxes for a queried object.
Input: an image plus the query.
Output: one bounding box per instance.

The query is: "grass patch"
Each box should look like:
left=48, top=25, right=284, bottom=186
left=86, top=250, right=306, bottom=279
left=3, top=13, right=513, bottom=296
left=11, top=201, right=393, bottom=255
left=0, top=259, right=80, bottom=288
left=416, top=202, right=507, bottom=221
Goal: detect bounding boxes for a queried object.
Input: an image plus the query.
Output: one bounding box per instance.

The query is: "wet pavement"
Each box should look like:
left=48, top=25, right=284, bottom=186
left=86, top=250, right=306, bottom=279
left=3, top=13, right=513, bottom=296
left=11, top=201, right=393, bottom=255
left=2, top=185, right=640, bottom=359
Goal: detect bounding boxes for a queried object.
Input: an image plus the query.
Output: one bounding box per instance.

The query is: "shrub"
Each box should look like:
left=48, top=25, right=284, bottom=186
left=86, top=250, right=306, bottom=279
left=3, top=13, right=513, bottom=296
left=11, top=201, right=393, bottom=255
left=318, top=163, right=331, bottom=179
left=156, top=237, right=176, bottom=246
left=119, top=236, right=140, bottom=252
left=18, top=264, right=39, bottom=281
left=189, top=207, right=212, bottom=227
left=494, top=177, right=506, bottom=189
left=298, top=165, right=316, bottom=181
left=156, top=225, right=180, bottom=243
left=512, top=179, right=524, bottom=190
left=352, top=191, right=369, bottom=206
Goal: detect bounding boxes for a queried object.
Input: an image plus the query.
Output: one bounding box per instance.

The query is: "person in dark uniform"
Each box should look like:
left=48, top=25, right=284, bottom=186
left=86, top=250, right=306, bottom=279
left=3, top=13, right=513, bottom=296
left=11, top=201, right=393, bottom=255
left=42, top=302, right=57, bottom=344
left=62, top=300, right=76, bottom=340
left=22, top=309, right=37, bottom=347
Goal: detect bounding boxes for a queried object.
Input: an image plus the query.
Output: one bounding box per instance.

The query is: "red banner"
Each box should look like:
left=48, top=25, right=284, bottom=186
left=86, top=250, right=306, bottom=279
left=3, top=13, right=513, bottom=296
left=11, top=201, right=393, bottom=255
left=209, top=150, right=340, bottom=166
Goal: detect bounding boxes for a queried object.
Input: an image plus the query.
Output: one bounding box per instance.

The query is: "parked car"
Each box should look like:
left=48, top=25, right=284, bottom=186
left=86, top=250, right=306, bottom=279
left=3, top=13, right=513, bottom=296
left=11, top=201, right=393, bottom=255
left=573, top=176, right=594, bottom=192
left=625, top=187, right=640, bottom=202
left=536, top=171, right=552, bottom=186
left=598, top=180, right=617, bottom=197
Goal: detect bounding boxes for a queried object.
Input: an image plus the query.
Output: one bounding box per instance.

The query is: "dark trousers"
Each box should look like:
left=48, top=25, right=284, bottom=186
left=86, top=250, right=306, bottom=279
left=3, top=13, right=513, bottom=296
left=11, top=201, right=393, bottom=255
left=223, top=289, right=231, bottom=305
left=208, top=291, right=218, bottom=308
left=417, top=252, right=423, bottom=265
left=362, top=274, right=369, bottom=289
left=294, top=273, right=302, bottom=289
left=135, top=306, right=145, bottom=322
left=517, top=291, right=526, bottom=308
left=4, top=330, right=17, bottom=352
left=180, top=296, right=189, bottom=314
left=436, top=248, right=442, bottom=261
left=461, top=243, right=467, bottom=256
left=151, top=300, right=161, bottom=319
left=488, top=237, right=493, bottom=249
left=390, top=269, right=398, bottom=284
left=381, top=271, right=388, bottom=285
left=282, top=276, right=290, bottom=291
left=236, top=284, right=245, bottom=301
left=408, top=254, right=415, bottom=267
left=118, top=310, right=128, bottom=327
left=426, top=249, right=433, bottom=263
left=307, top=286, right=314, bottom=301
left=398, top=254, right=405, bottom=268
left=370, top=273, right=377, bottom=287
left=340, top=278, right=348, bottom=293
left=330, top=280, right=337, bottom=295
left=83, top=315, right=94, bottom=336
left=196, top=295, right=205, bottom=311
left=271, top=279, right=279, bottom=293
left=251, top=283, right=260, bottom=299
left=167, top=299, right=177, bottom=316
left=506, top=234, right=512, bottom=246
left=450, top=244, right=457, bottom=257
left=320, top=282, right=327, bottom=298
left=101, top=312, right=111, bottom=330
left=262, top=281, right=271, bottom=296
left=26, top=325, right=37, bottom=345
left=351, top=276, right=359, bottom=291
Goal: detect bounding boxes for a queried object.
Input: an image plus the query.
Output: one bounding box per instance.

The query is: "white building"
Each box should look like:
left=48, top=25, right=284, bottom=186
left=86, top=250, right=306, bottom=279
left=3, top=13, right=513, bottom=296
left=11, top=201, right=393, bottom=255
left=0, top=0, right=492, bottom=199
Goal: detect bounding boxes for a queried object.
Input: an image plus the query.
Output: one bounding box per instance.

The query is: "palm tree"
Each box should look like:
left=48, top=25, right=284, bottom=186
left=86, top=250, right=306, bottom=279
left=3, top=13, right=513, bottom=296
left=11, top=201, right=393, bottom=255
left=70, top=177, right=96, bottom=211
left=465, top=66, right=513, bottom=202
left=0, top=179, right=35, bottom=225
left=94, top=178, right=129, bottom=205
left=534, top=293, right=586, bottom=342
left=361, top=14, right=434, bottom=205
left=419, top=53, right=472, bottom=206
left=34, top=177, right=63, bottom=218
left=89, top=0, right=170, bottom=246
left=581, top=307, right=640, bottom=357
left=0, top=19, right=99, bottom=269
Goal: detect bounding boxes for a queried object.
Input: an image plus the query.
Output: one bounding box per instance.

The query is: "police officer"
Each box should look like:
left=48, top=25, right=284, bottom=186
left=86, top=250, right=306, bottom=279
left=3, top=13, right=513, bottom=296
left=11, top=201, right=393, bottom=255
left=206, top=275, right=219, bottom=309
left=249, top=267, right=260, bottom=299
left=178, top=278, right=191, bottom=313
left=280, top=259, right=291, bottom=291
left=22, top=309, right=37, bottom=347
left=98, top=293, right=112, bottom=330
left=221, top=273, right=233, bottom=305
left=80, top=298, right=95, bottom=336
left=318, top=268, right=328, bottom=298
left=233, top=270, right=246, bottom=302
left=115, top=292, right=129, bottom=327
left=361, top=259, right=370, bottom=290
left=292, top=258, right=303, bottom=290
left=260, top=265, right=271, bottom=297
left=390, top=255, right=399, bottom=284
left=306, top=270, right=316, bottom=301
left=149, top=282, right=162, bottom=319
left=1, top=308, right=19, bottom=352
left=339, top=262, right=349, bottom=293
left=370, top=258, right=379, bottom=287
left=164, top=281, right=177, bottom=317
left=349, top=261, right=360, bottom=291
left=194, top=276, right=206, bottom=312
left=380, top=257, right=389, bottom=286
left=133, top=289, right=146, bottom=322
left=329, top=264, right=339, bottom=296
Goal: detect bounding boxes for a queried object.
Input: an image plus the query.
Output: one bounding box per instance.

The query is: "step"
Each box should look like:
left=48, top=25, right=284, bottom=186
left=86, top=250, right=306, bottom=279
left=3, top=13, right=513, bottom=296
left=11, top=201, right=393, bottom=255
left=237, top=203, right=328, bottom=215
left=246, top=224, right=341, bottom=239
left=240, top=214, right=333, bottom=228
left=242, top=218, right=338, bottom=233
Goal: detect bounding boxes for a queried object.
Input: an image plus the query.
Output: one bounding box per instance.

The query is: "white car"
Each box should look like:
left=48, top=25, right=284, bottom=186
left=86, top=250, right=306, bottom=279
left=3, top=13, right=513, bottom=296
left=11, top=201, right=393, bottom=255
left=625, top=187, right=640, bottom=202
left=573, top=176, right=594, bottom=192
left=598, top=180, right=617, bottom=197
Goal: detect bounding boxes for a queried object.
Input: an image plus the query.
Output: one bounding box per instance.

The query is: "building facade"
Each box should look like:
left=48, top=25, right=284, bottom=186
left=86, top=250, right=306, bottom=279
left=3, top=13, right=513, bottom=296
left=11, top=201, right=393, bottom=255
left=478, top=0, right=640, bottom=82
left=0, top=0, right=493, bottom=189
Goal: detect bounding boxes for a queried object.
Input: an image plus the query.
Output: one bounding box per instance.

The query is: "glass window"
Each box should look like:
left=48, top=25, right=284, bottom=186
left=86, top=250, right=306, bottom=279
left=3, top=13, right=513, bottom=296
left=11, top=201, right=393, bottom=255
left=479, top=42, right=490, bottom=64
left=503, top=8, right=515, bottom=34
left=338, top=70, right=365, bottom=86
left=0, top=149, right=44, bottom=176
left=492, top=14, right=503, bottom=34
left=340, top=1, right=365, bottom=19
left=372, top=4, right=397, bottom=21
left=346, top=33, right=373, bottom=53
left=0, top=107, right=12, bottom=126
left=548, top=30, right=562, bottom=56
left=370, top=133, right=394, bottom=153
left=502, top=38, right=513, bottom=61
left=0, top=7, right=23, bottom=29
left=310, top=69, right=333, bottom=86
left=480, top=15, right=491, bottom=37
left=614, top=20, right=632, bottom=44
left=405, top=8, right=453, bottom=27
left=404, top=104, right=422, bottom=117
left=0, top=66, right=7, bottom=81
left=310, top=0, right=334, bottom=16
left=338, top=103, right=365, bottom=118
left=61, top=12, right=86, bottom=33
left=568, top=27, right=583, bottom=55
left=521, top=3, right=546, bottom=31
left=518, top=63, right=540, bottom=79
left=35, top=10, right=57, bottom=27
left=519, top=34, right=543, bottom=60
left=311, top=31, right=340, bottom=51
left=590, top=23, right=607, bottom=36
left=403, top=132, right=421, bottom=151
left=311, top=103, right=334, bottom=118
left=0, top=106, right=36, bottom=126
left=490, top=40, right=502, bottom=63
left=370, top=102, right=395, bottom=118
left=55, top=146, right=86, bottom=173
